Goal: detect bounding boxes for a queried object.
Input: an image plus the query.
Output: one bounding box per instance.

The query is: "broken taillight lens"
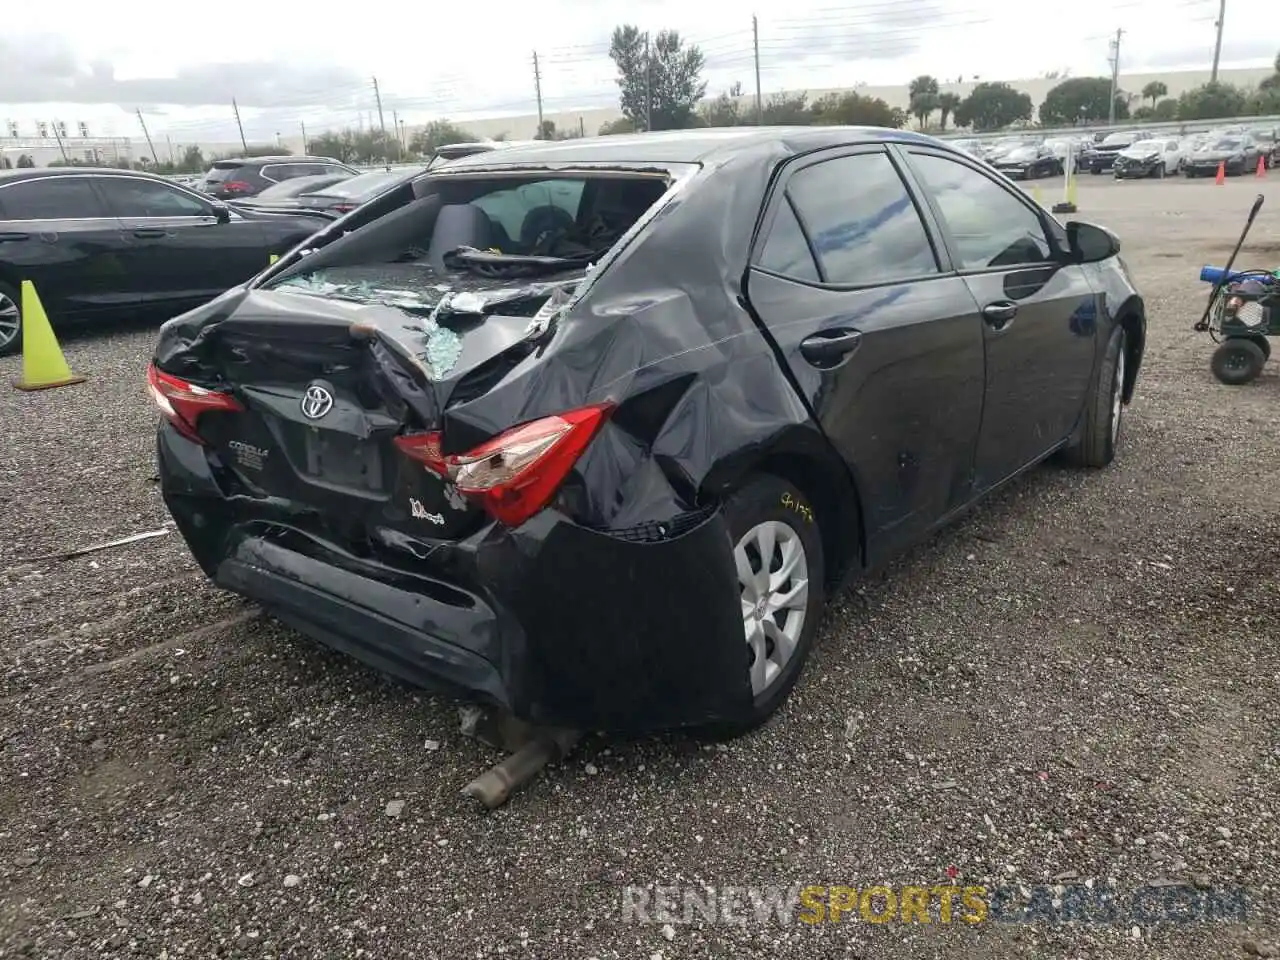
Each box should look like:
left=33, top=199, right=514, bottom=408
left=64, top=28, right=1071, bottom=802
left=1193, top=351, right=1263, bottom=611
left=147, top=362, right=243, bottom=445
left=394, top=403, right=613, bottom=527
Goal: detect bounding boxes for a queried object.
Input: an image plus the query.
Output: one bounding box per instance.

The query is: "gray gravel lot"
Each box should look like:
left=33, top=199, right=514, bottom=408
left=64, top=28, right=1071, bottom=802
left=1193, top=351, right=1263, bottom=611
left=2, top=174, right=1279, bottom=960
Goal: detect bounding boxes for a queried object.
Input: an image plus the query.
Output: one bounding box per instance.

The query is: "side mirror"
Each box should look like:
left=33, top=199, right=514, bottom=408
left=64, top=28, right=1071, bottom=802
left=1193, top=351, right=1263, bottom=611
left=1066, top=220, right=1120, bottom=264
left=210, top=201, right=231, bottom=224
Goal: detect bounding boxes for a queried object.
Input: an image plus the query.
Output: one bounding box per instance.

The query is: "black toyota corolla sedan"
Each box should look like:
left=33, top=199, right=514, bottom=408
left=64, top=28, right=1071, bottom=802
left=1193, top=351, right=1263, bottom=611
left=150, top=128, right=1146, bottom=735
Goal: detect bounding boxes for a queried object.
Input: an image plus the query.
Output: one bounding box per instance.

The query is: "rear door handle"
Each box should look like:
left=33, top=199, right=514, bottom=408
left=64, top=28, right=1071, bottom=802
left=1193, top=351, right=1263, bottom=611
left=982, top=301, right=1018, bottom=329
left=800, top=329, right=863, bottom=367
left=132, top=228, right=166, bottom=239
left=0, top=232, right=30, bottom=242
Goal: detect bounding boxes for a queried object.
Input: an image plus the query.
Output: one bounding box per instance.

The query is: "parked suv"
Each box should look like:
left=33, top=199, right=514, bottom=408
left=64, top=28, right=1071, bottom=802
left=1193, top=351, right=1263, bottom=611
left=199, top=156, right=359, bottom=199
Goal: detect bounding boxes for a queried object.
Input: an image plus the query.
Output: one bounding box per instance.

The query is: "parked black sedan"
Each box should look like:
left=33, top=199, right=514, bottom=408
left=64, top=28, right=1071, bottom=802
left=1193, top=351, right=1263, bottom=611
left=292, top=166, right=427, bottom=217
left=991, top=144, right=1064, bottom=179
left=150, top=128, right=1146, bottom=735
left=0, top=168, right=328, bottom=355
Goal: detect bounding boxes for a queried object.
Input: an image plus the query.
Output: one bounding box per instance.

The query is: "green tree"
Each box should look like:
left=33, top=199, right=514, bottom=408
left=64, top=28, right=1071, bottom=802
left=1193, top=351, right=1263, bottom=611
left=700, top=81, right=745, bottom=127
left=178, top=145, right=205, bottom=174
left=609, top=25, right=707, bottom=131
left=1176, top=82, right=1249, bottom=121
left=1133, top=100, right=1177, bottom=122
left=537, top=119, right=582, bottom=140
left=936, top=92, right=962, bottom=131
left=955, top=82, right=1033, bottom=131
left=16, top=154, right=35, bottom=168
left=908, top=74, right=940, bottom=129
left=762, top=92, right=812, bottom=125
left=407, top=120, right=478, bottom=157
left=1141, top=81, right=1168, bottom=106
left=598, top=117, right=637, bottom=136
left=1039, top=77, right=1118, bottom=125
left=810, top=91, right=904, bottom=128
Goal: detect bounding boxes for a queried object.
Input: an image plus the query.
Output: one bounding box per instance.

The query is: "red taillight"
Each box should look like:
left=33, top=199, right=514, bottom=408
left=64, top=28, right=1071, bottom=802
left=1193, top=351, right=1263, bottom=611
left=147, top=362, right=242, bottom=445
left=333, top=203, right=356, bottom=213
left=394, top=403, right=613, bottom=527
left=222, top=180, right=253, bottom=193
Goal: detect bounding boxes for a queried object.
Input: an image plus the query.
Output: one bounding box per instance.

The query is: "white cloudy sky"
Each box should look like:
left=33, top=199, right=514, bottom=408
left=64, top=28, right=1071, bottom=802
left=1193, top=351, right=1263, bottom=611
left=3, top=0, right=1276, bottom=143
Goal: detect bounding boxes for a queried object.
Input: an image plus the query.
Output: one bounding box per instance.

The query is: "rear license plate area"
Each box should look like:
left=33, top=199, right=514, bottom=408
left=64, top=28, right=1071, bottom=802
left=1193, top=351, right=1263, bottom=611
left=301, top=428, right=386, bottom=492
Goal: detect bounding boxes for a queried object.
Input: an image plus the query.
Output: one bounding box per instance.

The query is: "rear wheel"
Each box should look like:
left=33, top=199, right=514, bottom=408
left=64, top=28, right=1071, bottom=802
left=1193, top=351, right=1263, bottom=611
left=713, top=474, right=826, bottom=735
left=1212, top=338, right=1266, bottom=385
left=0, top=282, right=21, bottom=358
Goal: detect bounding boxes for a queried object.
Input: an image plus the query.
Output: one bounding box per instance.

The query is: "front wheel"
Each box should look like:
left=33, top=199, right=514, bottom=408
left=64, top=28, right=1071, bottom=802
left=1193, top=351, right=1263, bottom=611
left=1062, top=326, right=1127, bottom=468
left=712, top=474, right=826, bottom=736
left=1154, top=162, right=1166, bottom=179
left=0, top=281, right=22, bottom=358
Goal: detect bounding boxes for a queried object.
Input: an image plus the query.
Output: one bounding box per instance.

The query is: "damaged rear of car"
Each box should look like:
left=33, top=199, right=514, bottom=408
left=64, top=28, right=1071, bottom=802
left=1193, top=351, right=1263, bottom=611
left=151, top=137, right=822, bottom=734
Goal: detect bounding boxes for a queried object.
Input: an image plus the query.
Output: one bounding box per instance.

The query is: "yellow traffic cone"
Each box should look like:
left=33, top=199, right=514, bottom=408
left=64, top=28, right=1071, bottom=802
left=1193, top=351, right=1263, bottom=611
left=1032, top=184, right=1043, bottom=206
left=1067, top=175, right=1078, bottom=207
left=13, top=281, right=87, bottom=392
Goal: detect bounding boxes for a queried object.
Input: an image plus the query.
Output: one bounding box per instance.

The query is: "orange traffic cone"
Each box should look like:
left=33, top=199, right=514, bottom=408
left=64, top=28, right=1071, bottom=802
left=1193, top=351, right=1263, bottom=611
left=1257, top=155, right=1267, bottom=178
left=1215, top=161, right=1226, bottom=185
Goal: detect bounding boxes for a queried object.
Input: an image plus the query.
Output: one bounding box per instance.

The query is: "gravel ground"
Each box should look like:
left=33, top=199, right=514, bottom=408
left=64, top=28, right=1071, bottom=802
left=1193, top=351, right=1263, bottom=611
left=2, top=175, right=1279, bottom=960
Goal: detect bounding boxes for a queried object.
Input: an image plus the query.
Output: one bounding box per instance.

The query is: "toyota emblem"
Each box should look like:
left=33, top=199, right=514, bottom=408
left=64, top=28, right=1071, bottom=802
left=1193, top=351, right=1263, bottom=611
left=300, top=383, right=334, bottom=420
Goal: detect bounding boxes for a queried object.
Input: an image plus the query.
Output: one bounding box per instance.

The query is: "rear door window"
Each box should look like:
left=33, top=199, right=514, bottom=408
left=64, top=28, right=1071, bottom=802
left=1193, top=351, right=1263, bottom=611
left=758, top=200, right=820, bottom=282
left=96, top=177, right=211, bottom=218
left=784, top=152, right=939, bottom=286
left=0, top=177, right=109, bottom=219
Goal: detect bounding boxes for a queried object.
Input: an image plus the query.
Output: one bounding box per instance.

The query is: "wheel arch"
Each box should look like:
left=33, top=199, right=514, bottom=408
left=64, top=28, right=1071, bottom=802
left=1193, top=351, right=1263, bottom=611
left=1113, top=294, right=1145, bottom=403
left=700, top=425, right=866, bottom=589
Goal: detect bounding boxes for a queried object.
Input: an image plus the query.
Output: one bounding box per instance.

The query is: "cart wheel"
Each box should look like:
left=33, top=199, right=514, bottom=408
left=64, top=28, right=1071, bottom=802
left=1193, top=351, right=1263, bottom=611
left=1249, top=336, right=1271, bottom=360
left=1211, top=339, right=1267, bottom=385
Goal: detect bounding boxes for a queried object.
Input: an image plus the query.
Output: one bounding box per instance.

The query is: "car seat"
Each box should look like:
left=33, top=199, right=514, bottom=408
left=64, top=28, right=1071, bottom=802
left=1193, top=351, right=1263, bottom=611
left=519, top=205, right=576, bottom=253
left=429, top=204, right=495, bottom=273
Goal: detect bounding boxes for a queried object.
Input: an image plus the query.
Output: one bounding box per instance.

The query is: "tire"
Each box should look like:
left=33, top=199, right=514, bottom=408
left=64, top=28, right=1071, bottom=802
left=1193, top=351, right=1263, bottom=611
left=1211, top=339, right=1266, bottom=385
left=1062, top=325, right=1127, bottom=468
left=709, top=474, right=827, bottom=736
left=0, top=280, right=21, bottom=358
left=1251, top=335, right=1272, bottom=360
left=1091, top=168, right=1101, bottom=175
left=1154, top=162, right=1166, bottom=179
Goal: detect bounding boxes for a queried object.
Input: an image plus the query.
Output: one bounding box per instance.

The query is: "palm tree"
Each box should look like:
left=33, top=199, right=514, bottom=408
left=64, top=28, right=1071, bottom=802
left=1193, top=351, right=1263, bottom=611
left=908, top=75, right=940, bottom=129
left=1141, top=81, right=1168, bottom=106
left=937, top=93, right=962, bottom=130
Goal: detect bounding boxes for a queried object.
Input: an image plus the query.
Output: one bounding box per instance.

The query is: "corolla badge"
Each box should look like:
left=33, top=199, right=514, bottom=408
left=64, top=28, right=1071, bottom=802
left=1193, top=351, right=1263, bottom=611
left=300, top=383, right=334, bottom=420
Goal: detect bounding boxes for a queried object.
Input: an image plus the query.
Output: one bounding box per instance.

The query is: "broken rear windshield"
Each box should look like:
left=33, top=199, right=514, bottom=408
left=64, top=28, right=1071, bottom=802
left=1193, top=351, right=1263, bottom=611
left=267, top=172, right=670, bottom=312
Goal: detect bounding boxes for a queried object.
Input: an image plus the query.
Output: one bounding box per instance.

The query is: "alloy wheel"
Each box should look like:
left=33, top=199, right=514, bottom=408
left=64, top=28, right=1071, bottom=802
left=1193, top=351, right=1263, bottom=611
left=734, top=520, right=810, bottom=697
left=0, top=291, right=20, bottom=353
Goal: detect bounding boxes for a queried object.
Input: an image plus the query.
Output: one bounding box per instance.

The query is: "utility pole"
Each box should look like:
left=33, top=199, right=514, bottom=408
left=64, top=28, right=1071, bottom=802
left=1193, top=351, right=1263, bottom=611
left=533, top=51, right=545, bottom=138
left=300, top=121, right=308, bottom=154
left=644, top=33, right=652, bottom=132
left=372, top=76, right=389, bottom=165
left=392, top=109, right=402, bottom=156
left=231, top=98, right=248, bottom=153
left=166, top=134, right=174, bottom=166
left=1210, top=0, right=1226, bottom=82
left=753, top=15, right=763, bottom=124
left=135, top=109, right=158, bottom=167
left=50, top=121, right=69, bottom=163
left=1106, top=29, right=1124, bottom=125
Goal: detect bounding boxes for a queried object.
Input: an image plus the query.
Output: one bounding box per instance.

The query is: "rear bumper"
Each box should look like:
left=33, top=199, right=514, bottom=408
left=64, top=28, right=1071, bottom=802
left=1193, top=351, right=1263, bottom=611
left=158, top=426, right=751, bottom=733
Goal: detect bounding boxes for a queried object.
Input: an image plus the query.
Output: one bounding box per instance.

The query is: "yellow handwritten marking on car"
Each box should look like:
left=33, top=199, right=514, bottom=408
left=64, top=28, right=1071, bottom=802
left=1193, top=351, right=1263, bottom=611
left=779, top=491, right=813, bottom=523
left=797, top=885, right=988, bottom=924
